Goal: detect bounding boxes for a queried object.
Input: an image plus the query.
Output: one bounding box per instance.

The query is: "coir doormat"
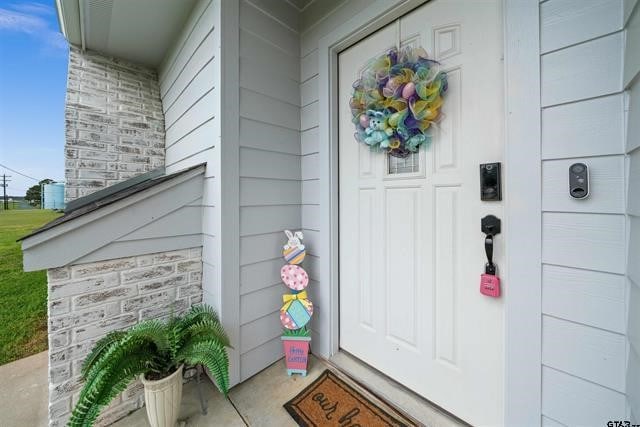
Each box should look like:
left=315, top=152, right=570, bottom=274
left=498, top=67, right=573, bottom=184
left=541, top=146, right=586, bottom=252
left=283, top=369, right=417, bottom=427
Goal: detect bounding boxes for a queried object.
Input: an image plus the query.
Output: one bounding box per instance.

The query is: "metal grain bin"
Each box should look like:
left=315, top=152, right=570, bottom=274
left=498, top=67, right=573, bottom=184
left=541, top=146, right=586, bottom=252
left=43, top=182, right=65, bottom=210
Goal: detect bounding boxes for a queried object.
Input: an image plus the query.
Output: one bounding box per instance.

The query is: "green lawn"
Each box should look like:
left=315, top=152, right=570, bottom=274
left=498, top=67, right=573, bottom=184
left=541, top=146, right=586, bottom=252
left=0, top=209, right=63, bottom=365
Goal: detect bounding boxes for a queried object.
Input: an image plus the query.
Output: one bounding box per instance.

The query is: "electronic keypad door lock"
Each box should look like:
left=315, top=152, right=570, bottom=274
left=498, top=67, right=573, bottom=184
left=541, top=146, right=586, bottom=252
left=480, top=163, right=502, bottom=201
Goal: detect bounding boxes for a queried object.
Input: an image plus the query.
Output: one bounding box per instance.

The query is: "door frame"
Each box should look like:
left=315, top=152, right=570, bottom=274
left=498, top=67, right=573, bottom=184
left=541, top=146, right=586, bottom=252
left=314, top=0, right=542, bottom=425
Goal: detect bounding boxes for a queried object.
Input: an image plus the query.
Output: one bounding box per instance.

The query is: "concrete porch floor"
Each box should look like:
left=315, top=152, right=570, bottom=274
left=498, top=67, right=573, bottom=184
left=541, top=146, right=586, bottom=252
left=1, top=351, right=464, bottom=426
left=113, top=355, right=329, bottom=427
left=0, top=351, right=328, bottom=427
left=0, top=351, right=48, bottom=427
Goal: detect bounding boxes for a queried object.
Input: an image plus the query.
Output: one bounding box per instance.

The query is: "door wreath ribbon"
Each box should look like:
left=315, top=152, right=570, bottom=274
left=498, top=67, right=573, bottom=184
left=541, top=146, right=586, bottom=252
left=350, top=46, right=448, bottom=158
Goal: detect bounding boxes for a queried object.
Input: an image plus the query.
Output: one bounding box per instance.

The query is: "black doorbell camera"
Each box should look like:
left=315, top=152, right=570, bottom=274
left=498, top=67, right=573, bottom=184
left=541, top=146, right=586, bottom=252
left=569, top=162, right=589, bottom=199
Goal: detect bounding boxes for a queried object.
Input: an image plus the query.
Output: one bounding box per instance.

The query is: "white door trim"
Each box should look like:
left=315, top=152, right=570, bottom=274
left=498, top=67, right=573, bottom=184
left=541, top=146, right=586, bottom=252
left=315, top=0, right=541, bottom=425
left=502, top=1, right=542, bottom=424
left=218, top=0, right=241, bottom=387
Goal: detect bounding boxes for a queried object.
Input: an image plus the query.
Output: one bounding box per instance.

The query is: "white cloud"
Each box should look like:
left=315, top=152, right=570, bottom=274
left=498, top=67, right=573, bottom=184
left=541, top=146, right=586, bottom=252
left=46, top=32, right=67, bottom=50
left=10, top=2, right=55, bottom=16
left=0, top=7, right=46, bottom=33
left=0, top=3, right=67, bottom=52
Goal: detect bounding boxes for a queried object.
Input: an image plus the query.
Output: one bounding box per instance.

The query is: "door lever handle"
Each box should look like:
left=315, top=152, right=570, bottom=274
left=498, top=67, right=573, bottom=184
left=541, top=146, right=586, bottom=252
left=485, top=234, right=494, bottom=267
left=481, top=215, right=501, bottom=275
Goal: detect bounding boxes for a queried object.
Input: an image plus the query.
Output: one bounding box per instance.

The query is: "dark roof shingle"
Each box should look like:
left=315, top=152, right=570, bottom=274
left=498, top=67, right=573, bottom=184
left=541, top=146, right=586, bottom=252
left=20, top=164, right=205, bottom=241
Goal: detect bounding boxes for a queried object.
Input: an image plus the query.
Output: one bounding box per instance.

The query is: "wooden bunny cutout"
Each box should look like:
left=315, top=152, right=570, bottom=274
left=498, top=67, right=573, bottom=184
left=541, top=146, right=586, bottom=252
left=282, top=230, right=306, bottom=264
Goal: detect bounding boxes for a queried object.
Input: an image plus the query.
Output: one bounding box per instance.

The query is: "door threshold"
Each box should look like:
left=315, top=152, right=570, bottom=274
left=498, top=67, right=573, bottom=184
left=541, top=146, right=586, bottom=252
left=327, top=351, right=470, bottom=427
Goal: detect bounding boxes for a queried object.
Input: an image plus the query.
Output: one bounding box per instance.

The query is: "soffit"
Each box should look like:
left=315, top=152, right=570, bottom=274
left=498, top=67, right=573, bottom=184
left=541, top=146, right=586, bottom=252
left=58, top=0, right=198, bottom=67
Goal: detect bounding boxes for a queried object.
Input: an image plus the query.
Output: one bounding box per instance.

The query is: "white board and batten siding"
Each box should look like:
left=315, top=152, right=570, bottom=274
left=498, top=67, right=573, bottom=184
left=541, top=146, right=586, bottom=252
left=238, top=0, right=303, bottom=381
left=625, top=0, right=640, bottom=423
left=540, top=0, right=633, bottom=424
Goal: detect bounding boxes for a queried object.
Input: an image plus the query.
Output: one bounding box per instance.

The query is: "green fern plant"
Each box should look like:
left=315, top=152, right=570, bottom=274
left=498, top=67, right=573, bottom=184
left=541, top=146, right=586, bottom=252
left=68, top=304, right=231, bottom=427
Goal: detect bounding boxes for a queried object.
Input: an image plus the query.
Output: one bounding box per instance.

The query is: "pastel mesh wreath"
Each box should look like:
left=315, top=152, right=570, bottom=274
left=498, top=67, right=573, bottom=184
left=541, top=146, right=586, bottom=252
left=350, top=47, right=448, bottom=158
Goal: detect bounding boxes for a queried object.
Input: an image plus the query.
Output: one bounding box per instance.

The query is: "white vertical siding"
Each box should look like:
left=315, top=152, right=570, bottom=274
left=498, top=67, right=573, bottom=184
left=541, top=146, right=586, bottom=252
left=541, top=94, right=625, bottom=159
left=540, top=0, right=623, bottom=54
left=237, top=0, right=302, bottom=381
left=541, top=32, right=624, bottom=107
left=625, top=2, right=640, bottom=422
left=159, top=0, right=220, bottom=313
left=540, top=0, right=630, bottom=423
left=542, top=265, right=626, bottom=334
left=543, top=316, right=627, bottom=392
left=542, top=366, right=627, bottom=426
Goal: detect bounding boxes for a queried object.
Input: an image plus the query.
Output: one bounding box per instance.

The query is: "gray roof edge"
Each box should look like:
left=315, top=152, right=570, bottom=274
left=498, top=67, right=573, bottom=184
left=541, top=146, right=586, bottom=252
left=65, top=167, right=166, bottom=214
left=20, top=164, right=205, bottom=244
left=21, top=165, right=206, bottom=271
left=55, top=0, right=82, bottom=46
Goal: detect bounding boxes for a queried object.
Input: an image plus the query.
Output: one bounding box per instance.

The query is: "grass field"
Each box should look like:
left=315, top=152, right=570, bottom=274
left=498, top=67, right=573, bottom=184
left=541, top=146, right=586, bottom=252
left=0, top=209, right=62, bottom=365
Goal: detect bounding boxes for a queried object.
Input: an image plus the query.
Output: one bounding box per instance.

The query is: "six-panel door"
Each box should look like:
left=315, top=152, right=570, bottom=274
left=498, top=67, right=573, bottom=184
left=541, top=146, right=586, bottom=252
left=338, top=1, right=505, bottom=424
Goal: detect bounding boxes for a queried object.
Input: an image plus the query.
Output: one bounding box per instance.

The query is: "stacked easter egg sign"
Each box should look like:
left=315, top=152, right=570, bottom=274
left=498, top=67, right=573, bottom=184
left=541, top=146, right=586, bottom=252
left=280, top=230, right=313, bottom=376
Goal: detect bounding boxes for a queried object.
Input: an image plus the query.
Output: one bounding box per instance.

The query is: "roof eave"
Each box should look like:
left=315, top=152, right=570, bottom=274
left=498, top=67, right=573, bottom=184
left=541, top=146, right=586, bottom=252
left=55, top=0, right=83, bottom=48
left=21, top=165, right=206, bottom=271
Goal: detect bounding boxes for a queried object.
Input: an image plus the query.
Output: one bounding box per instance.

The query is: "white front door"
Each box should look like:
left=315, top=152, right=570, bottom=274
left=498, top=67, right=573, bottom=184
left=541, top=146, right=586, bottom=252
left=338, top=1, right=505, bottom=425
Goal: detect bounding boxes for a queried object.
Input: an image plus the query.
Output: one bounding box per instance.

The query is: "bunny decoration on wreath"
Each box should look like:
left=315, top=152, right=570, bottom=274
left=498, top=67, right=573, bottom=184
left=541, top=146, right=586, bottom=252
left=350, top=46, right=448, bottom=158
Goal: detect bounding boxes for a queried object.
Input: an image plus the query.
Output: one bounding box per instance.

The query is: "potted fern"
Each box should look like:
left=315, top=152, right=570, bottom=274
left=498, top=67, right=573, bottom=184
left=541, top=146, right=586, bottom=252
left=281, top=326, right=311, bottom=376
left=69, top=305, right=230, bottom=427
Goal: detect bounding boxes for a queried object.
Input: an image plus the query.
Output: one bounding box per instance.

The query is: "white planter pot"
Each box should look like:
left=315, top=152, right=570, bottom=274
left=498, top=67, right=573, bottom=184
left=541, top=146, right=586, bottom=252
left=141, top=365, right=184, bottom=427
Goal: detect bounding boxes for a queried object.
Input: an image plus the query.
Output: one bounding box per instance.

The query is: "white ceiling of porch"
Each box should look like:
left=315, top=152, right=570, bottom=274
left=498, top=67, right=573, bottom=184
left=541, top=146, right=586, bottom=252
left=83, top=0, right=197, bottom=67
left=60, top=0, right=347, bottom=67
left=284, top=0, right=314, bottom=11
left=242, top=0, right=345, bottom=33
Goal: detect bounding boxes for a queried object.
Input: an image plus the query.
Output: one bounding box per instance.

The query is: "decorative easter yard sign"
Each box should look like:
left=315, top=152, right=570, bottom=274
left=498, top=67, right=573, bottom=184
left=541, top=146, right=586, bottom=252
left=282, top=327, right=311, bottom=377
left=350, top=46, right=448, bottom=158
left=280, top=230, right=313, bottom=376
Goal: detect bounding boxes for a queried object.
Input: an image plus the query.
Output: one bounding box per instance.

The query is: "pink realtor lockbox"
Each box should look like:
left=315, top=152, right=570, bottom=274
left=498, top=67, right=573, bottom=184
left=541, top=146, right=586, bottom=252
left=282, top=336, right=311, bottom=376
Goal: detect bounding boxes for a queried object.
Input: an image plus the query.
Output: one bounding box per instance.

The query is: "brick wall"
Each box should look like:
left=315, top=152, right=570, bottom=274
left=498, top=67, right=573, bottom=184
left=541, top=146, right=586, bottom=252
left=64, top=47, right=165, bottom=202
left=46, top=248, right=203, bottom=427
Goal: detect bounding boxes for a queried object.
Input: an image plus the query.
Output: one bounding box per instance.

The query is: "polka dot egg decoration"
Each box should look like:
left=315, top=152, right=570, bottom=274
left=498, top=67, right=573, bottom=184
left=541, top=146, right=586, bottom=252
left=281, top=265, right=309, bottom=291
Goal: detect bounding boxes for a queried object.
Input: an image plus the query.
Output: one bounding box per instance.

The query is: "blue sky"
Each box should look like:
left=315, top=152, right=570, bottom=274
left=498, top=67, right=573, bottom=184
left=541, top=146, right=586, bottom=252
left=0, top=0, right=68, bottom=197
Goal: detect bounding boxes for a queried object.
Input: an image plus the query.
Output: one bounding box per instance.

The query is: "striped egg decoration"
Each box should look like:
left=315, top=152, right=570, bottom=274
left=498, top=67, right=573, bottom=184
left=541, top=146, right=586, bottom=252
left=283, top=245, right=306, bottom=265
